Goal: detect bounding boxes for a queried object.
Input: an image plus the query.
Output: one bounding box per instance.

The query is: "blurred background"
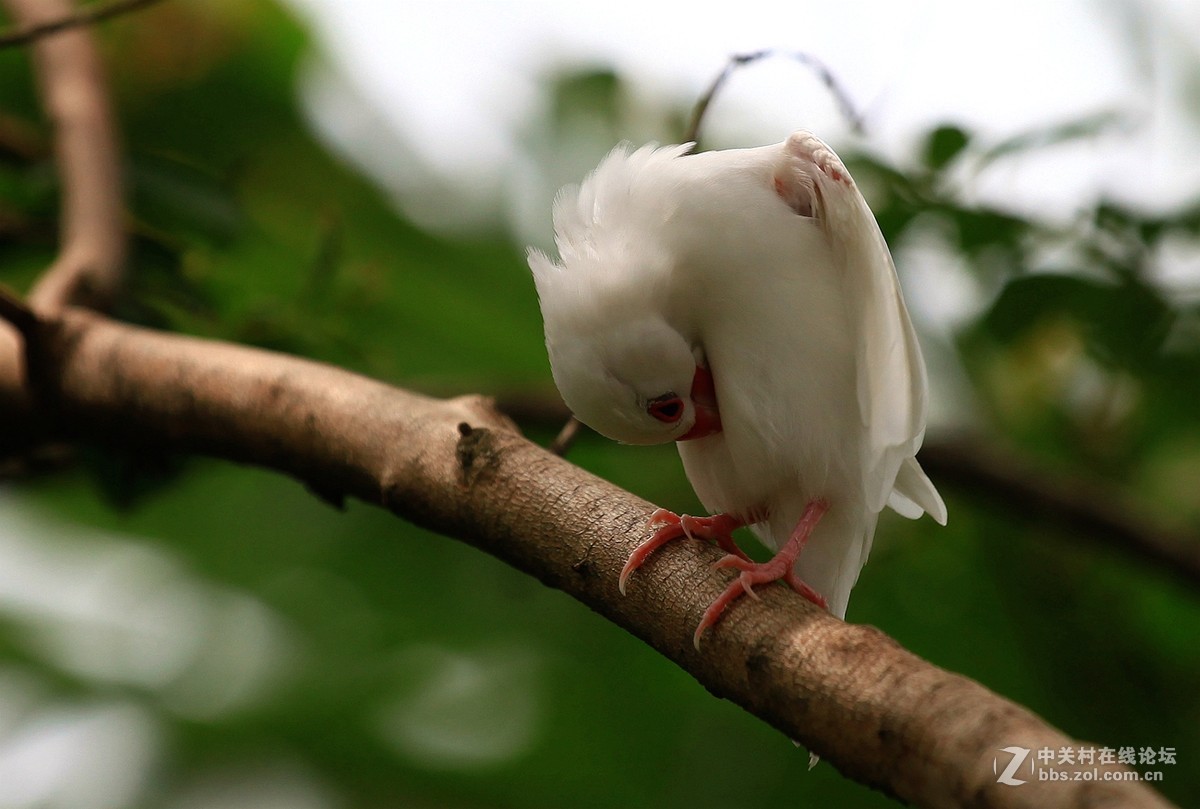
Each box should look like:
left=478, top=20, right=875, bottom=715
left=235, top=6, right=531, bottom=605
left=0, top=0, right=1198, bottom=807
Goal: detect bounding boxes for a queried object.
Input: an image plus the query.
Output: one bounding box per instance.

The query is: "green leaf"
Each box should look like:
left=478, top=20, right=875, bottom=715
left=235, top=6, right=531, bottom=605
left=983, top=273, right=1172, bottom=369
left=922, top=124, right=970, bottom=171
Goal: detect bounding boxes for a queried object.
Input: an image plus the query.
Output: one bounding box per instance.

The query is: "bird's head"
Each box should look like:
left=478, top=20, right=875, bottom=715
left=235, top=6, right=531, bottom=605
left=527, top=141, right=722, bottom=445
left=531, top=301, right=721, bottom=446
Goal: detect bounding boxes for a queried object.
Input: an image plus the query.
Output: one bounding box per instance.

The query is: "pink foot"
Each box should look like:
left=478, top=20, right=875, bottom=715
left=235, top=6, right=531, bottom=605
left=693, top=499, right=830, bottom=650
left=619, top=508, right=758, bottom=595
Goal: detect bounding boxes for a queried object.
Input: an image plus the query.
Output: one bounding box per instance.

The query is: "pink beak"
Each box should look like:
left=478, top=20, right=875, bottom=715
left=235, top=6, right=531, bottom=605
left=678, top=365, right=722, bottom=441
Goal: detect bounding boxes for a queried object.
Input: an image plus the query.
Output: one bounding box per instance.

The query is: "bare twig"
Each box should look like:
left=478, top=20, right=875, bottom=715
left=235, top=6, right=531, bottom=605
left=684, top=49, right=865, bottom=150
left=0, top=0, right=165, bottom=48
left=3, top=0, right=126, bottom=314
left=549, top=414, right=584, bottom=455
left=919, top=437, right=1200, bottom=588
left=0, top=307, right=1173, bottom=809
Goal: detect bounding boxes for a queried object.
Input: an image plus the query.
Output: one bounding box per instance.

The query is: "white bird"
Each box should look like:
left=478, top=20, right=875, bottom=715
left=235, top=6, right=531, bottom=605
left=529, top=131, right=947, bottom=648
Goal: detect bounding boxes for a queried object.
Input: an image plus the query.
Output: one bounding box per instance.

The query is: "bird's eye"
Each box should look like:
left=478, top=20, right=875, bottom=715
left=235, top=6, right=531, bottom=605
left=647, top=395, right=684, bottom=423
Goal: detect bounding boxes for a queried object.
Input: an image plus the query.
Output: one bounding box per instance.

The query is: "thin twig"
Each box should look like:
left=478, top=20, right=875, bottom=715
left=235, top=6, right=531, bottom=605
left=0, top=0, right=165, bottom=48
left=684, top=49, right=865, bottom=151
left=3, top=0, right=128, bottom=314
left=549, top=414, right=584, bottom=456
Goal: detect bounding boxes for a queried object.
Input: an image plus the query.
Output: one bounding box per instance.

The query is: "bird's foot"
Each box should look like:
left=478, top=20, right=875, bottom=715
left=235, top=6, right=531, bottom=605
left=692, top=499, right=829, bottom=650
left=692, top=556, right=827, bottom=649
left=619, top=508, right=757, bottom=595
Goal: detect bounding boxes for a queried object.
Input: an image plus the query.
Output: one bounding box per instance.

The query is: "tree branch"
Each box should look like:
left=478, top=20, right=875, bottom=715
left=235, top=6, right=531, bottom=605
left=2, top=0, right=126, bottom=314
left=0, top=0, right=164, bottom=49
left=0, top=306, right=1171, bottom=809
left=497, top=391, right=1200, bottom=589
left=918, top=438, right=1200, bottom=589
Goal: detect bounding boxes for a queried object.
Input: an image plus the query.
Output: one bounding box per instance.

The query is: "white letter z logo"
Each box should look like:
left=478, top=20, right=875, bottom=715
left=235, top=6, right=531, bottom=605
left=994, top=746, right=1030, bottom=786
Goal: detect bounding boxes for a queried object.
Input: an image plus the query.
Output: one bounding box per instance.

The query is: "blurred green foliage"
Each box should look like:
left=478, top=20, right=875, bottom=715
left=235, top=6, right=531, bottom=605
left=0, top=3, right=1197, bottom=808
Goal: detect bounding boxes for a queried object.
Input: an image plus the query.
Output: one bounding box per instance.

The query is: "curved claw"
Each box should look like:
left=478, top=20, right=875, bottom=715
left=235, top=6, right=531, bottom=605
left=693, top=576, right=750, bottom=650
left=711, top=553, right=753, bottom=572
left=622, top=509, right=755, bottom=596
left=681, top=514, right=753, bottom=561
left=619, top=521, right=684, bottom=595
left=647, top=507, right=680, bottom=528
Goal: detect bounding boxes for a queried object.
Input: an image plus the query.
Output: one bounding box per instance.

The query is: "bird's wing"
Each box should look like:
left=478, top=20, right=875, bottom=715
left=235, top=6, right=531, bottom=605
left=775, top=131, right=937, bottom=519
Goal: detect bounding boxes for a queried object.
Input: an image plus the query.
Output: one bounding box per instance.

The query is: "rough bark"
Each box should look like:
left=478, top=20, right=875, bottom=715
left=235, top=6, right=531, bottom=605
left=0, top=307, right=1171, bottom=809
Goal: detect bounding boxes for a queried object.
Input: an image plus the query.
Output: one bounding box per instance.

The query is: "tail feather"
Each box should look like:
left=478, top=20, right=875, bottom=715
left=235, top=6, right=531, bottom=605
left=889, top=456, right=947, bottom=525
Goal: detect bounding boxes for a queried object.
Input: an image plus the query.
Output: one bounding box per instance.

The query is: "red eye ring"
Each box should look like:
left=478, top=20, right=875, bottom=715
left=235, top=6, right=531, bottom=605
left=647, top=395, right=684, bottom=423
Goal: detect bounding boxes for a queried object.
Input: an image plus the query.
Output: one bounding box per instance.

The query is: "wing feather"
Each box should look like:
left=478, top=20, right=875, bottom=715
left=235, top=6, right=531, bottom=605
left=777, top=132, right=940, bottom=519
